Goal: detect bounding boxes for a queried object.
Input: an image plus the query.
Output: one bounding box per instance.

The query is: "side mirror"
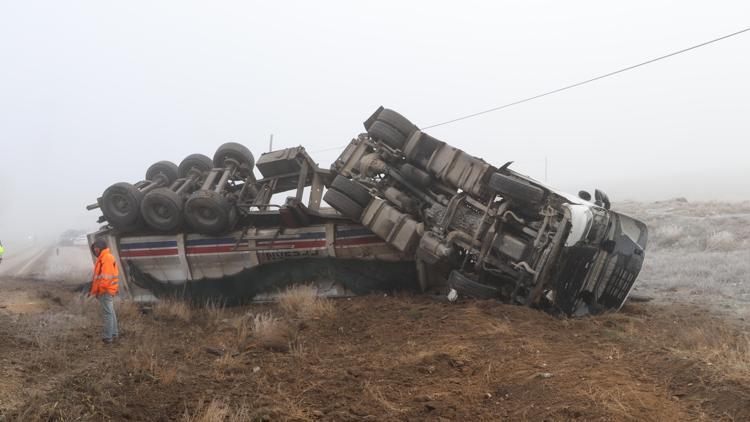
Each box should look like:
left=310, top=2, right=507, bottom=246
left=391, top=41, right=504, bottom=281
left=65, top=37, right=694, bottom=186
left=578, top=190, right=592, bottom=201
left=594, top=189, right=611, bottom=210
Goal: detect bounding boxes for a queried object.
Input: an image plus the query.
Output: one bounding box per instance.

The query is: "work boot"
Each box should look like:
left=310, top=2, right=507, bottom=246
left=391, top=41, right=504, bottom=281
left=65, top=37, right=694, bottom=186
left=102, top=338, right=113, bottom=345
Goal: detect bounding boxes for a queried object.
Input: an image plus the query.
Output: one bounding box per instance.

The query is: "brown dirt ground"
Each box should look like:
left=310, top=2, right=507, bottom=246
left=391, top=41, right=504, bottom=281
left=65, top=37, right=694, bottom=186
left=1, top=279, right=748, bottom=421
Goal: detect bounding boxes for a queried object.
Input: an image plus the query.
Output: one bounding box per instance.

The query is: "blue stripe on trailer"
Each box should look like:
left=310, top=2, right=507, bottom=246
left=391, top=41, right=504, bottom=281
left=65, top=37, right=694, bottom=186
left=185, top=238, right=237, bottom=246
left=120, top=240, right=178, bottom=250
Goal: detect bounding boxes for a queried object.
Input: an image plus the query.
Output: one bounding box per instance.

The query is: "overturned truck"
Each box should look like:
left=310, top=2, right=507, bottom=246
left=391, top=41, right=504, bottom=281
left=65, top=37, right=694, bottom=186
left=87, top=107, right=648, bottom=316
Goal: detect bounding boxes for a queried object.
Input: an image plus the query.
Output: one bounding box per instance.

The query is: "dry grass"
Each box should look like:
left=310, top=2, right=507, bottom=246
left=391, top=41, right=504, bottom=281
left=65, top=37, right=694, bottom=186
left=235, top=311, right=295, bottom=352
left=653, top=224, right=684, bottom=247
left=126, top=345, right=159, bottom=375
left=125, top=344, right=182, bottom=384
left=116, top=299, right=142, bottom=319
left=278, top=284, right=335, bottom=320
left=704, top=231, right=738, bottom=251
left=251, top=312, right=294, bottom=351
left=182, top=399, right=251, bottom=422
left=201, top=298, right=226, bottom=326
left=666, top=323, right=750, bottom=379
left=153, top=299, right=191, bottom=322
left=614, top=200, right=750, bottom=310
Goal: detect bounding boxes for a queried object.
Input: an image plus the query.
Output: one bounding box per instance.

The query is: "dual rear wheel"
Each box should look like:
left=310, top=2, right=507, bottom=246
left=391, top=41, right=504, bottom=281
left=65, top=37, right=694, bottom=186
left=323, top=176, right=372, bottom=220
left=100, top=142, right=255, bottom=235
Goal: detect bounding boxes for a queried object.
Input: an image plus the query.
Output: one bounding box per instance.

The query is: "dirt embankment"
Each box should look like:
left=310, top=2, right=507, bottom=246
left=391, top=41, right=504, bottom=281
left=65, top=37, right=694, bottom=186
left=1, top=279, right=748, bottom=421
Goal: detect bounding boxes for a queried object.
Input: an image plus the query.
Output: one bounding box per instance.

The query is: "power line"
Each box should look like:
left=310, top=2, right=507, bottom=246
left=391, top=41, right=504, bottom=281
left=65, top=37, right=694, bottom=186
left=307, top=26, right=750, bottom=155
left=421, top=26, right=750, bottom=129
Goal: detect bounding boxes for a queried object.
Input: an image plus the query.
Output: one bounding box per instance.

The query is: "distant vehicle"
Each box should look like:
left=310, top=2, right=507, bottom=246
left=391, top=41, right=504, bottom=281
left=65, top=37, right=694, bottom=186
left=59, top=229, right=86, bottom=246
left=0, top=240, right=4, bottom=265
left=87, top=107, right=648, bottom=316
left=72, top=235, right=89, bottom=247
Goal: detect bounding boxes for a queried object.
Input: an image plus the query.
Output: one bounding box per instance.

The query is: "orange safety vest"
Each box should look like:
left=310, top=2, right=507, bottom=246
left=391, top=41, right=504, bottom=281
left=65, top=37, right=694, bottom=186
left=90, top=248, right=119, bottom=296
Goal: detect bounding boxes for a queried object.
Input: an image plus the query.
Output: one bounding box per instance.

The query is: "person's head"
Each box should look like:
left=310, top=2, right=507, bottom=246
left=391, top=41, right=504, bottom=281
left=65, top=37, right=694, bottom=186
left=92, top=238, right=107, bottom=257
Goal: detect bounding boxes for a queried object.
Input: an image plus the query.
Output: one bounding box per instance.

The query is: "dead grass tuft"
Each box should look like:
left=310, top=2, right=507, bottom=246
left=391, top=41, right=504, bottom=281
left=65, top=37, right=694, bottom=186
left=278, top=284, right=335, bottom=320
left=669, top=324, right=750, bottom=378
left=212, top=353, right=244, bottom=380
left=116, top=299, right=143, bottom=320
left=252, top=312, right=295, bottom=351
left=653, top=224, right=684, bottom=247
left=153, top=299, right=191, bottom=322
left=183, top=399, right=251, bottom=422
left=201, top=298, right=226, bottom=326
left=704, top=231, right=738, bottom=251
left=236, top=311, right=295, bottom=352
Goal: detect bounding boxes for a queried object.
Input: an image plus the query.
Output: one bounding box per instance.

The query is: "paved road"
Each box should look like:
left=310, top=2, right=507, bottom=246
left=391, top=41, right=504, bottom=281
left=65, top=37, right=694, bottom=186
left=0, top=244, right=91, bottom=282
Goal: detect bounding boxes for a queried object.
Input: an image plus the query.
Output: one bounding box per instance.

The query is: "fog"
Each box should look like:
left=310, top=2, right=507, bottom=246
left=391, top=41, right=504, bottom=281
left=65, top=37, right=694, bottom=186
left=1, top=1, right=749, bottom=245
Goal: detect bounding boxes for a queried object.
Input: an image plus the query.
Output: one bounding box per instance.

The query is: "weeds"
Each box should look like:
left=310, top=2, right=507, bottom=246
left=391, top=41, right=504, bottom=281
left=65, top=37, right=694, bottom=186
left=153, top=299, right=191, bottom=322
left=236, top=311, right=294, bottom=352
left=183, top=399, right=251, bottom=422
left=278, top=284, right=335, bottom=320
left=704, top=231, right=737, bottom=251
left=653, top=224, right=684, bottom=247
left=202, top=298, right=226, bottom=326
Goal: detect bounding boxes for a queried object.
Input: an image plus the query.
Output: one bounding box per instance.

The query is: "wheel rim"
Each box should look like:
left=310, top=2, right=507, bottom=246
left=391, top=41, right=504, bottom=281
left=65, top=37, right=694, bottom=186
left=142, top=189, right=183, bottom=230
left=185, top=190, right=234, bottom=233
left=110, top=192, right=132, bottom=217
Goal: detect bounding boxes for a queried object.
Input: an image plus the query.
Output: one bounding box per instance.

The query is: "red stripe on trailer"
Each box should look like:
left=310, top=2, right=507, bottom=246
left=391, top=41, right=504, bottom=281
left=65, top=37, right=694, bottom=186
left=186, top=246, right=234, bottom=254
left=120, top=248, right=179, bottom=258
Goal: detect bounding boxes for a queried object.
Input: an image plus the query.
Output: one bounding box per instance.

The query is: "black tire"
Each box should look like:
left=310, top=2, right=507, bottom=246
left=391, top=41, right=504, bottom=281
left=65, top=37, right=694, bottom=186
left=213, top=142, right=255, bottom=177
left=178, top=154, right=214, bottom=179
left=141, top=188, right=184, bottom=232
left=399, top=163, right=431, bottom=188
left=376, top=109, right=418, bottom=138
left=363, top=106, right=385, bottom=131
left=145, top=161, right=179, bottom=186
left=184, top=190, right=237, bottom=234
left=368, top=120, right=407, bottom=150
left=101, top=182, right=144, bottom=228
left=448, top=270, right=498, bottom=299
left=323, top=188, right=363, bottom=220
left=489, top=173, right=545, bottom=204
left=330, top=176, right=372, bottom=208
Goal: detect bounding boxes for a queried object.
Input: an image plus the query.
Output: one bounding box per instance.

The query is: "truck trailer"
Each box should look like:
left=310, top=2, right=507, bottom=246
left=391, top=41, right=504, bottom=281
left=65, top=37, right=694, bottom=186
left=87, top=107, right=647, bottom=316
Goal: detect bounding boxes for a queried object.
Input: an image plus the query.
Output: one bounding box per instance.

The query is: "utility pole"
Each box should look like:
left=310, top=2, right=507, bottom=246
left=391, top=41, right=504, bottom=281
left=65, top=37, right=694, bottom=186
left=269, top=134, right=274, bottom=152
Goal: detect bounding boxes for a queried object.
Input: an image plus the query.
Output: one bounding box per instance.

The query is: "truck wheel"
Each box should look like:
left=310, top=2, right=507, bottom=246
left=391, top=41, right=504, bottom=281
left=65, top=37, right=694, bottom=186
left=448, top=270, right=498, bottom=299
left=323, top=188, right=363, bottom=220
left=213, top=142, right=255, bottom=177
left=101, top=182, right=144, bottom=228
left=141, top=188, right=184, bottom=232
left=178, top=154, right=214, bottom=179
left=363, top=106, right=385, bottom=131
left=184, top=190, right=237, bottom=234
left=376, top=109, right=418, bottom=138
left=489, top=173, right=545, bottom=204
left=145, top=161, right=179, bottom=185
left=330, top=176, right=372, bottom=208
left=368, top=120, right=407, bottom=150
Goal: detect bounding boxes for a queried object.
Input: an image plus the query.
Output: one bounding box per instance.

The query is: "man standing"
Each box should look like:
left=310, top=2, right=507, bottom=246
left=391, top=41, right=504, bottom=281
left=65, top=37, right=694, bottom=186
left=90, top=239, right=119, bottom=344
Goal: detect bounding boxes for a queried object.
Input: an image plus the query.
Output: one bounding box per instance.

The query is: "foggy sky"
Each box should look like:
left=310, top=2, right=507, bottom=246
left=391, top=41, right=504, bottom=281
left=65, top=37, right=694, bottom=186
left=1, top=1, right=749, bottom=245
